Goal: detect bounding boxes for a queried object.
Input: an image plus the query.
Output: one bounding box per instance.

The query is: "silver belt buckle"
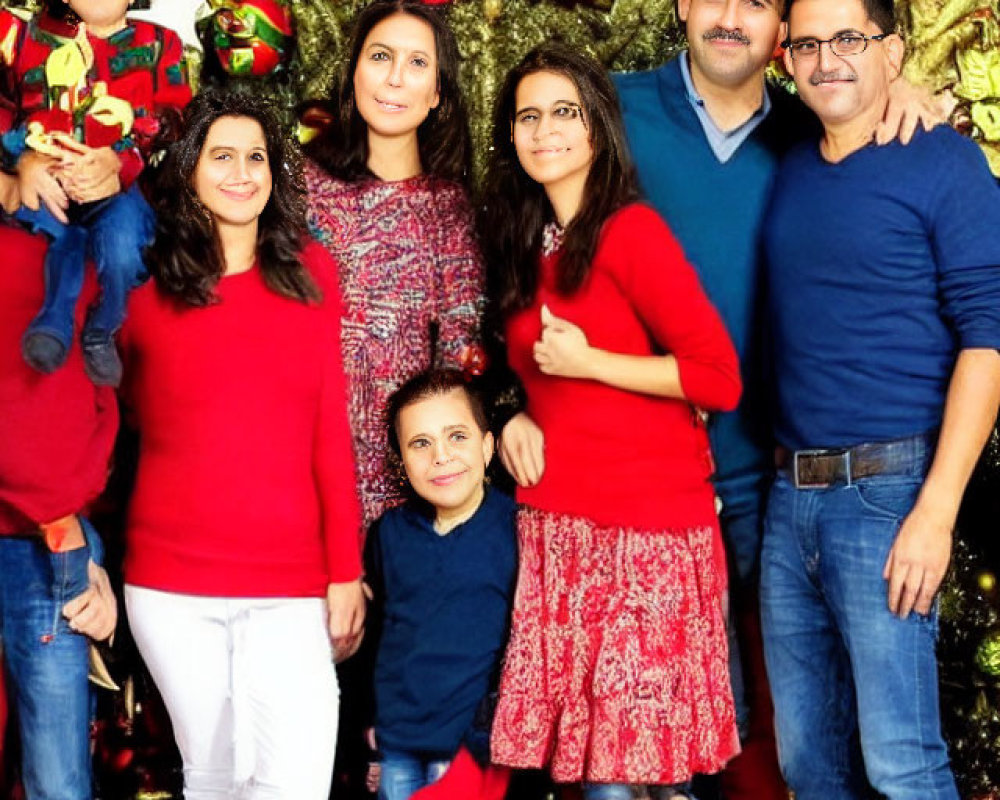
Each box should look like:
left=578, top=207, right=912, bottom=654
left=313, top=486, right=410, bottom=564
left=793, top=449, right=851, bottom=489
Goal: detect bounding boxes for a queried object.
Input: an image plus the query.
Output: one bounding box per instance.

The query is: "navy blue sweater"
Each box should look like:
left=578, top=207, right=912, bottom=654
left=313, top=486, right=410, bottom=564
left=614, top=57, right=818, bottom=522
left=365, top=487, right=517, bottom=757
left=764, top=126, right=1000, bottom=450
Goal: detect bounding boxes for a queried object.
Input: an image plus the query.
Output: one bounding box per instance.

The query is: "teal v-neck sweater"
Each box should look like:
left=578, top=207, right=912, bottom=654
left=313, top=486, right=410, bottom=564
left=614, top=56, right=817, bottom=522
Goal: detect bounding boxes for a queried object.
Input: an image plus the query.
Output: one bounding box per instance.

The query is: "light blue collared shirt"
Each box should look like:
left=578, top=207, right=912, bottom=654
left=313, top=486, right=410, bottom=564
left=678, top=52, right=772, bottom=164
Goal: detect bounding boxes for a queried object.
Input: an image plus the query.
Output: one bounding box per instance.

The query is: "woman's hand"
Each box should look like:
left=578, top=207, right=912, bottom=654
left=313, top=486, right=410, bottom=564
left=63, top=561, right=118, bottom=642
left=17, top=150, right=69, bottom=223
left=876, top=77, right=948, bottom=145
left=327, top=578, right=366, bottom=662
left=533, top=304, right=593, bottom=379
left=58, top=142, right=122, bottom=204
left=499, top=412, right=545, bottom=487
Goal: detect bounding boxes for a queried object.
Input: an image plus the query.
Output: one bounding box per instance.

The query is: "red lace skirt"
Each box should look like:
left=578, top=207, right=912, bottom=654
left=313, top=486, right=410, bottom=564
left=491, top=506, right=739, bottom=784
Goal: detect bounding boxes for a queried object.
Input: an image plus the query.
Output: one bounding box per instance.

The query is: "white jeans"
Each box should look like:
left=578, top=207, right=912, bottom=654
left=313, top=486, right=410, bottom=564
left=125, top=585, right=339, bottom=800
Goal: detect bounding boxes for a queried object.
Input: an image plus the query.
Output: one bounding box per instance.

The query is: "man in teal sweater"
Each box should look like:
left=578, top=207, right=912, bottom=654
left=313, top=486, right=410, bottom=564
left=613, top=1, right=939, bottom=797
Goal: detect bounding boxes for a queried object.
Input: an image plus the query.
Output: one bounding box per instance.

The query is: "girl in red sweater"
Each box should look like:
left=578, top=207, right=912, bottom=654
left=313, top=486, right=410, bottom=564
left=481, top=45, right=742, bottom=798
left=118, top=90, right=364, bottom=799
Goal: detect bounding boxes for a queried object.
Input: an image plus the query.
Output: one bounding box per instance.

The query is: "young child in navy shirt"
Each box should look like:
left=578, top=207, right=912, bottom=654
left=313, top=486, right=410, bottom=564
left=364, top=369, right=516, bottom=800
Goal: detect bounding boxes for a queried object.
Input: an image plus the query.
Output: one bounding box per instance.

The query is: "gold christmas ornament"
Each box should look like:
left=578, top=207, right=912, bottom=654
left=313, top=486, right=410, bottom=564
left=974, top=629, right=1000, bottom=677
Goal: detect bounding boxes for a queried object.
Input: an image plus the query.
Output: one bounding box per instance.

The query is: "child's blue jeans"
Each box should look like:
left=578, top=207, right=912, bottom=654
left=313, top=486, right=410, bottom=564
left=17, top=183, right=154, bottom=351
left=378, top=747, right=451, bottom=800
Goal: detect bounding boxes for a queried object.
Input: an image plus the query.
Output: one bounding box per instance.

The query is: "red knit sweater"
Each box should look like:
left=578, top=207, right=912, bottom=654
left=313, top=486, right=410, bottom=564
left=0, top=225, right=118, bottom=533
left=506, top=203, right=741, bottom=532
left=119, top=242, right=361, bottom=597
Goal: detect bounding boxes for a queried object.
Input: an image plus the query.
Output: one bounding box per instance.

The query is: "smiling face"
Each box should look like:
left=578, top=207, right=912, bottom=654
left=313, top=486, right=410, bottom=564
left=679, top=0, right=784, bottom=91
left=512, top=70, right=594, bottom=221
left=352, top=12, right=441, bottom=142
left=396, top=387, right=493, bottom=524
left=192, top=115, right=272, bottom=235
left=784, top=0, right=902, bottom=131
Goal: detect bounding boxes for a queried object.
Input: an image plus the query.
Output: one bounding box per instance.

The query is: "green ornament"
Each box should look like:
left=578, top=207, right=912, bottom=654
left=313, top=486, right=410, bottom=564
left=975, top=630, right=1000, bottom=677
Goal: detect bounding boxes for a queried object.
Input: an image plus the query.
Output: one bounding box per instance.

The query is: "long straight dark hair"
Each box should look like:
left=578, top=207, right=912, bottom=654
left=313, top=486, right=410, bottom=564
left=479, top=43, right=639, bottom=315
left=306, top=0, right=471, bottom=184
left=146, top=89, right=319, bottom=307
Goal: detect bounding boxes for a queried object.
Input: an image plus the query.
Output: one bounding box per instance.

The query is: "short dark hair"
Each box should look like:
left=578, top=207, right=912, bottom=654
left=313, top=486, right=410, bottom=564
left=386, top=369, right=488, bottom=456
left=306, top=0, right=471, bottom=184
left=147, top=89, right=319, bottom=307
left=784, top=0, right=895, bottom=33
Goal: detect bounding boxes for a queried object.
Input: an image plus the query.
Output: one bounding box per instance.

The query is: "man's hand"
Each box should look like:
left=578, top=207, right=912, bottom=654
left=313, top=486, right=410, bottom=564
left=877, top=77, right=948, bottom=146
left=63, top=561, right=117, bottom=641
left=533, top=304, right=593, bottom=379
left=0, top=170, right=20, bottom=214
left=327, top=578, right=366, bottom=663
left=58, top=143, right=121, bottom=204
left=883, top=500, right=954, bottom=618
left=499, top=412, right=545, bottom=487
left=17, top=150, right=69, bottom=223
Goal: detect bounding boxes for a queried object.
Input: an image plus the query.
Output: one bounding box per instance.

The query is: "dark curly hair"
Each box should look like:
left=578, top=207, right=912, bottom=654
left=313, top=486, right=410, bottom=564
left=146, top=88, right=318, bottom=307
left=306, top=0, right=471, bottom=184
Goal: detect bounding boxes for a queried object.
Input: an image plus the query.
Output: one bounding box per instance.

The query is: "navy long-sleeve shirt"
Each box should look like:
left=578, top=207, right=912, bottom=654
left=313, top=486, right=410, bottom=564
left=764, top=126, right=1000, bottom=450
left=365, top=487, right=517, bottom=757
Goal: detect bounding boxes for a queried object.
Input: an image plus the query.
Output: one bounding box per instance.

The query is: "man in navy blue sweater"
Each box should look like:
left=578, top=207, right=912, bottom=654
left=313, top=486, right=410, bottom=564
left=612, top=2, right=942, bottom=797
left=762, top=0, right=1000, bottom=797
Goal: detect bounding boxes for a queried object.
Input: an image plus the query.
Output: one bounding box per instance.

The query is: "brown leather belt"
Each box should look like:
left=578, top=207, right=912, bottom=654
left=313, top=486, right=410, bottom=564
left=776, top=432, right=935, bottom=489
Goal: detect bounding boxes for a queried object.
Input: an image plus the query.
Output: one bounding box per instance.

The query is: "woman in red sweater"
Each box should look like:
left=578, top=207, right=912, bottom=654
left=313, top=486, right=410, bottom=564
left=480, top=45, right=742, bottom=798
left=118, top=90, right=364, bottom=799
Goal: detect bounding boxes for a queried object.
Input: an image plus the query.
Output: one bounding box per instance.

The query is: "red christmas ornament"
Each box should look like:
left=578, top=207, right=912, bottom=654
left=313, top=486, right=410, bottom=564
left=459, top=344, right=488, bottom=378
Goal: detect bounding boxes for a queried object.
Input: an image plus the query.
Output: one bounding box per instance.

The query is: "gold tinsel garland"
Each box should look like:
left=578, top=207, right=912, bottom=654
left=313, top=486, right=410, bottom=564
left=900, top=0, right=1000, bottom=173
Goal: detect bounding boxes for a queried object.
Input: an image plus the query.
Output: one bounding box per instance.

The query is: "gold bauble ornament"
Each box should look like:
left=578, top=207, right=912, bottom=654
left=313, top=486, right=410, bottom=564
left=974, top=630, right=1000, bottom=677
left=977, top=569, right=997, bottom=594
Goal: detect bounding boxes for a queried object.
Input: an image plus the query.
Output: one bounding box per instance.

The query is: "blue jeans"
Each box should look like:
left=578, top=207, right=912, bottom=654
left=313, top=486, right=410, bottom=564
left=582, top=783, right=694, bottom=799
left=719, top=510, right=764, bottom=738
left=378, top=748, right=450, bottom=800
left=760, top=445, right=958, bottom=800
left=0, top=535, right=92, bottom=799
left=18, top=184, right=154, bottom=349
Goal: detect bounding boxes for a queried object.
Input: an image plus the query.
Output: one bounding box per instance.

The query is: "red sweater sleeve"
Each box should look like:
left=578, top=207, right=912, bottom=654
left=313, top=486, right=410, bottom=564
left=307, top=244, right=363, bottom=583
left=119, top=25, right=191, bottom=188
left=604, top=204, right=741, bottom=412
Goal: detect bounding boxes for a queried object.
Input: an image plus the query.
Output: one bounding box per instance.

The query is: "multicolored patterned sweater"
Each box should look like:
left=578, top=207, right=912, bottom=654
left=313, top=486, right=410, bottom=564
left=0, top=9, right=190, bottom=187
left=305, top=162, right=485, bottom=528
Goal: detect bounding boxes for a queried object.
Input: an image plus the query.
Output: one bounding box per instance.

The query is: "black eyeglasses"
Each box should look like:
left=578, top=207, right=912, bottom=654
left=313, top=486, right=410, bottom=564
left=783, top=31, right=891, bottom=61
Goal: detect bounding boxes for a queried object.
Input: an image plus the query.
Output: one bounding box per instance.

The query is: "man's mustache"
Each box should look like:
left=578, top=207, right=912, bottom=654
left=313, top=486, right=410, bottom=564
left=809, top=69, right=857, bottom=85
left=703, top=27, right=751, bottom=45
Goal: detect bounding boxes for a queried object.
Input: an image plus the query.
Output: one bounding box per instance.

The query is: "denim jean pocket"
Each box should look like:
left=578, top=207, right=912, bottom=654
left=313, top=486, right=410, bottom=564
left=48, top=545, right=91, bottom=607
left=849, top=476, right=923, bottom=522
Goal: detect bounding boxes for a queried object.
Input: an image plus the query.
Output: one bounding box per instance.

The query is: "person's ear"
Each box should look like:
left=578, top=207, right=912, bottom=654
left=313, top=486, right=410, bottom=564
left=783, top=43, right=795, bottom=78
left=677, top=0, right=691, bottom=24
left=482, top=431, right=494, bottom=469
left=776, top=20, right=788, bottom=53
left=884, top=32, right=905, bottom=79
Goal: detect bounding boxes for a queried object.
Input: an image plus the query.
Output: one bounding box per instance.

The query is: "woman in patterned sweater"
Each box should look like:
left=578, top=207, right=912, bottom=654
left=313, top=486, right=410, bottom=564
left=305, top=0, right=484, bottom=530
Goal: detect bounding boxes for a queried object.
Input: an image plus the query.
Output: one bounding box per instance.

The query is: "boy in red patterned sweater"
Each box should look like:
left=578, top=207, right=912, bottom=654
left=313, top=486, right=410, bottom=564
left=0, top=0, right=190, bottom=385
